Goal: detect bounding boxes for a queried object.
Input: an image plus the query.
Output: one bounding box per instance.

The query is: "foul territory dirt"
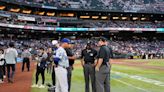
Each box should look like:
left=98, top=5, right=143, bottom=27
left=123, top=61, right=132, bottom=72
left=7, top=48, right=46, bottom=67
left=0, top=62, right=35, bottom=92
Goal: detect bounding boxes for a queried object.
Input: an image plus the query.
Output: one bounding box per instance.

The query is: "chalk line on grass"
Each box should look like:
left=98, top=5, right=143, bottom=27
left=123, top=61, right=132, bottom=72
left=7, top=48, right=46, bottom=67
left=112, top=71, right=164, bottom=86
left=113, top=78, right=150, bottom=92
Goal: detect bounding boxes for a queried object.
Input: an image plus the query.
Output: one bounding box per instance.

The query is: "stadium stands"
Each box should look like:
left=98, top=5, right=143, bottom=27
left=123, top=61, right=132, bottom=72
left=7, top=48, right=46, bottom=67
left=84, top=21, right=164, bottom=28
left=0, top=0, right=163, bottom=59
left=2, top=0, right=164, bottom=13
left=0, top=10, right=163, bottom=28
left=0, top=38, right=164, bottom=59
left=73, top=39, right=164, bottom=58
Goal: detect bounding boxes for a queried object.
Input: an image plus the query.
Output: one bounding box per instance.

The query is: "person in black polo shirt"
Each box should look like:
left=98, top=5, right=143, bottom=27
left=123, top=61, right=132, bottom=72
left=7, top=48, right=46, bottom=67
left=65, top=42, right=76, bottom=92
left=95, top=37, right=113, bottom=92
left=81, top=42, right=97, bottom=92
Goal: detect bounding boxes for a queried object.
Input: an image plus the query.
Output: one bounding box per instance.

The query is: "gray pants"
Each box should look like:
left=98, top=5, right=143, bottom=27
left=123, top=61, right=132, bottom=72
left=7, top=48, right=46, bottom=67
left=95, top=65, right=110, bottom=92
left=67, top=66, right=73, bottom=92
left=83, top=64, right=95, bottom=92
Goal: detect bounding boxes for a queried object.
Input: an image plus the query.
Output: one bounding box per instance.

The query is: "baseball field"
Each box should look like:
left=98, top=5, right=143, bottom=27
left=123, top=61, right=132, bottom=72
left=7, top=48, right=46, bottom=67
left=31, top=59, right=164, bottom=92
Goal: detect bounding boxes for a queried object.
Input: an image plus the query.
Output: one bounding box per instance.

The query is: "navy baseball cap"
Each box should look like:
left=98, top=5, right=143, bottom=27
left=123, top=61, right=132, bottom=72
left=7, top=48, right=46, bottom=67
left=61, top=38, right=71, bottom=44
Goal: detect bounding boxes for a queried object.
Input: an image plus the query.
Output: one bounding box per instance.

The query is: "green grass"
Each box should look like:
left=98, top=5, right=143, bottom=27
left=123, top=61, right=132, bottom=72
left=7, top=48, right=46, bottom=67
left=112, top=64, right=164, bottom=82
left=146, top=61, right=164, bottom=67
left=70, top=67, right=85, bottom=92
left=31, top=59, right=164, bottom=92
left=31, top=70, right=52, bottom=92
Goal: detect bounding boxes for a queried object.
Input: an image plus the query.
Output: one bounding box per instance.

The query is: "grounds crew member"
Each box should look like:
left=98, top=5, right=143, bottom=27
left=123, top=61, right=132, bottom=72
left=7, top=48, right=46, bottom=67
left=21, top=47, right=31, bottom=72
left=95, top=37, right=113, bottom=92
left=81, top=42, right=97, bottom=92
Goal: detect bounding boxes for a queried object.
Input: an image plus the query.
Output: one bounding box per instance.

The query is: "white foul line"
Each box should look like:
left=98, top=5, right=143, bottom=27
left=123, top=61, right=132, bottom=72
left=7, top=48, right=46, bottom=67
left=113, top=78, right=150, bottom=92
left=112, top=71, right=164, bottom=86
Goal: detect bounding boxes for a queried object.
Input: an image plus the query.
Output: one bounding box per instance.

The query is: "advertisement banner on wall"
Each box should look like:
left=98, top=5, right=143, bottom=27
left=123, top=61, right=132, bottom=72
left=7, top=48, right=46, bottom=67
left=18, top=16, right=36, bottom=21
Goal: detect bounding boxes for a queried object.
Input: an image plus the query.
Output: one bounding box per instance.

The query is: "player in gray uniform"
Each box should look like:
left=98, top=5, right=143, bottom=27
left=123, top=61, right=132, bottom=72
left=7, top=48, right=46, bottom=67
left=54, top=38, right=70, bottom=92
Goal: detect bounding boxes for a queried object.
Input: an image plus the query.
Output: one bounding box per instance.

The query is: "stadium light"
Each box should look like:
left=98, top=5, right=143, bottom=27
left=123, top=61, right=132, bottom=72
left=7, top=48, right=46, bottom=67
left=0, top=6, right=5, bottom=10
left=67, top=13, right=74, bottom=17
left=92, top=16, right=99, bottom=19
left=141, top=17, right=146, bottom=20
left=132, top=17, right=138, bottom=20
left=80, top=16, right=90, bottom=19
left=121, top=17, right=127, bottom=20
left=101, top=16, right=108, bottom=19
left=22, top=10, right=31, bottom=14
left=59, top=13, right=74, bottom=17
left=10, top=8, right=20, bottom=12
left=47, top=12, right=55, bottom=16
left=112, top=17, right=119, bottom=20
left=38, top=11, right=45, bottom=15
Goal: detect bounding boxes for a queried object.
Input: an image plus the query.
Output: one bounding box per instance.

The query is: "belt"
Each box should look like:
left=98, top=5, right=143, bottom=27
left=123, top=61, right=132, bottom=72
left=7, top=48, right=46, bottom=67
left=85, top=62, right=94, bottom=64
left=101, top=62, right=110, bottom=67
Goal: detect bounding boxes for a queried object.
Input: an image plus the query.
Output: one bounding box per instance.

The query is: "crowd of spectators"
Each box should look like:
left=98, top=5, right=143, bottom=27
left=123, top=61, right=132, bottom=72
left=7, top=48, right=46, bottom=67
left=73, top=38, right=164, bottom=59
left=0, top=39, right=52, bottom=56
left=0, top=38, right=164, bottom=59
left=110, top=40, right=164, bottom=58
left=8, top=0, right=164, bottom=13
left=84, top=21, right=164, bottom=28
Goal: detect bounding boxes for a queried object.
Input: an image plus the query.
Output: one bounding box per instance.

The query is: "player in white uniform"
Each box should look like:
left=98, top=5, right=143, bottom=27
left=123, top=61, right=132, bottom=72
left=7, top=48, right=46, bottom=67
left=54, top=38, right=70, bottom=92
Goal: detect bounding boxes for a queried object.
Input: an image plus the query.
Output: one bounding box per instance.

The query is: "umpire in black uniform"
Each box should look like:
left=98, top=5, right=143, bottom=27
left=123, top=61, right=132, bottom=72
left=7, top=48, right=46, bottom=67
left=95, top=37, right=113, bottom=92
left=65, top=41, right=76, bottom=92
left=81, top=42, right=97, bottom=92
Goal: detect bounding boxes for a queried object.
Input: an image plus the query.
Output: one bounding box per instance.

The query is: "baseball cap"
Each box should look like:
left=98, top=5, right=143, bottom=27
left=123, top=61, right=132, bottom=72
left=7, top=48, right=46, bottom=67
left=61, top=38, right=71, bottom=44
left=52, top=40, right=59, bottom=45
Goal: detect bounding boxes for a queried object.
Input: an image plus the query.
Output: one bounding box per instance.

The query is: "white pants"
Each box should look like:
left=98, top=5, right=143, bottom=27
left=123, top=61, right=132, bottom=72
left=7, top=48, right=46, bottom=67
left=55, top=66, right=68, bottom=92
